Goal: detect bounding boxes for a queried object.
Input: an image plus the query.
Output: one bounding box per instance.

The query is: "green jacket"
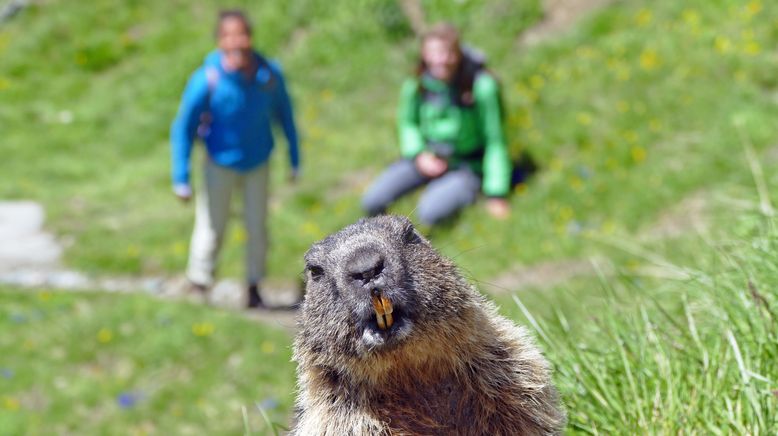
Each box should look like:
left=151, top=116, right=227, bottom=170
left=398, top=73, right=512, bottom=197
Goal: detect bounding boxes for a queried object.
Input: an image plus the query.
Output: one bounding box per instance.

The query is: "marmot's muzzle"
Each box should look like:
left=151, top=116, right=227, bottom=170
left=371, top=288, right=394, bottom=330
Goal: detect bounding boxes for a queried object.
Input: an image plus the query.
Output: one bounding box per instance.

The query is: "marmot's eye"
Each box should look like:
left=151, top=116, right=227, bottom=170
left=307, top=265, right=325, bottom=280
left=402, top=226, right=422, bottom=245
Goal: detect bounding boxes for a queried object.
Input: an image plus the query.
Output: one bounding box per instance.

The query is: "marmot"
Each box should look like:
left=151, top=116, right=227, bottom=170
left=292, top=215, right=565, bottom=435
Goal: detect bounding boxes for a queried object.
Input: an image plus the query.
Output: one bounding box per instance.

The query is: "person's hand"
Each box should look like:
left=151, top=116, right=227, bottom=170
left=173, top=183, right=192, bottom=202
left=415, top=152, right=448, bottom=178
left=485, top=198, right=510, bottom=220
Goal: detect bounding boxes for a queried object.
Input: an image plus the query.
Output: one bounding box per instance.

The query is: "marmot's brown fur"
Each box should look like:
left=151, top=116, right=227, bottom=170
left=292, top=215, right=565, bottom=435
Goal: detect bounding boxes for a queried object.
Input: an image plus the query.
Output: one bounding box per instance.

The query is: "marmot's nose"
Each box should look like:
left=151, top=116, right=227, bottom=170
left=346, top=248, right=385, bottom=287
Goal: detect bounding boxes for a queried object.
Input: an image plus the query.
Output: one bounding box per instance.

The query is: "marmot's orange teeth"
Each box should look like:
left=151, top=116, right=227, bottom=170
left=381, top=295, right=394, bottom=328
left=371, top=291, right=394, bottom=330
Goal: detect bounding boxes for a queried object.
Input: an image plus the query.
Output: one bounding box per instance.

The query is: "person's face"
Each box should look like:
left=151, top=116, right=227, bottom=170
left=218, top=17, right=252, bottom=70
left=422, top=37, right=461, bottom=82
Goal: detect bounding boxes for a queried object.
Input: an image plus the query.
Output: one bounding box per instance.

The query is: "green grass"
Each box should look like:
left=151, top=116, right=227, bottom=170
left=2, top=202, right=776, bottom=434
left=0, top=289, right=296, bottom=435
left=2, top=0, right=778, bottom=433
left=495, top=208, right=778, bottom=433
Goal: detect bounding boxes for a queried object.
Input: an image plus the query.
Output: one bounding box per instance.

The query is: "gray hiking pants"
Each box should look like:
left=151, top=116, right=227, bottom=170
left=362, top=159, right=481, bottom=225
left=187, top=159, right=269, bottom=287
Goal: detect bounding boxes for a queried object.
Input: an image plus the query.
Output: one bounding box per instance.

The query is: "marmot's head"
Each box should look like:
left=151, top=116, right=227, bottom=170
left=298, top=215, right=468, bottom=366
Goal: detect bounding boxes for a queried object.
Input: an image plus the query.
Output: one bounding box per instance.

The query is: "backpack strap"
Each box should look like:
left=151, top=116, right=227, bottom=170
left=197, top=67, right=220, bottom=138
left=255, top=54, right=276, bottom=91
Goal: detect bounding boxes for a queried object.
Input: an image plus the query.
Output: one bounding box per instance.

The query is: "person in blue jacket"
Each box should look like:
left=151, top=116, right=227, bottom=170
left=170, top=9, right=299, bottom=309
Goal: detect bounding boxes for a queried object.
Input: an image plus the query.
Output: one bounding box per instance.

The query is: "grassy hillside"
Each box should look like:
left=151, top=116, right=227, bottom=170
left=2, top=0, right=778, bottom=433
left=2, top=0, right=777, bottom=281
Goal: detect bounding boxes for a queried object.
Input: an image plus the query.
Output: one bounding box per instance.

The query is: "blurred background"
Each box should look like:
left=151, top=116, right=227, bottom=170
left=1, top=0, right=777, bottom=434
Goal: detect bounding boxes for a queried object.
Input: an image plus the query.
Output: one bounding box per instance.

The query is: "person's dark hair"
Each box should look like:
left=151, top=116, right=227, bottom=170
left=215, top=9, right=252, bottom=38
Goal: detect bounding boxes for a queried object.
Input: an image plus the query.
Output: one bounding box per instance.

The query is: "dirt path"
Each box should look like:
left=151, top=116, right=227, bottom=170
left=394, top=0, right=612, bottom=45
left=2, top=184, right=712, bottom=326
left=0, top=200, right=299, bottom=332
left=517, top=0, right=614, bottom=47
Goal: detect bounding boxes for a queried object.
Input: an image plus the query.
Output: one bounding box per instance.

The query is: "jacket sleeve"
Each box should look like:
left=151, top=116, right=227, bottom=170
left=474, top=73, right=512, bottom=197
left=170, top=68, right=209, bottom=186
left=397, top=79, right=425, bottom=159
left=270, top=63, right=300, bottom=170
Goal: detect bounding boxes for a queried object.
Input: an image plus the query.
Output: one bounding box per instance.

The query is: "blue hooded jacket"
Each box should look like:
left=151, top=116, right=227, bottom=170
left=170, top=50, right=299, bottom=186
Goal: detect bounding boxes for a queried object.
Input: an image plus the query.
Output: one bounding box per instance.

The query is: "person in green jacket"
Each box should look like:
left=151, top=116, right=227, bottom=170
left=362, top=23, right=512, bottom=225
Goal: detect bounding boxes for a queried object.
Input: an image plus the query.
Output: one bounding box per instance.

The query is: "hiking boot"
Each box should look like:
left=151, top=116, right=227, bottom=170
left=247, top=283, right=265, bottom=309
left=190, top=282, right=208, bottom=294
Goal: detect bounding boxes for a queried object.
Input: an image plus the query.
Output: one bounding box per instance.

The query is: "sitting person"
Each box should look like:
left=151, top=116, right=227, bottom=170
left=362, top=22, right=511, bottom=226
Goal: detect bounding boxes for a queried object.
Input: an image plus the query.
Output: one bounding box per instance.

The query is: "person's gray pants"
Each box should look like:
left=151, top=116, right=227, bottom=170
left=187, top=159, right=269, bottom=287
left=362, top=159, right=481, bottom=225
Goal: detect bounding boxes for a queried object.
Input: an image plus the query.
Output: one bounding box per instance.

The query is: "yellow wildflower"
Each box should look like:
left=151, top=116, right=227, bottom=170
left=744, top=1, right=762, bottom=19
left=714, top=36, right=732, bottom=54
left=682, top=9, right=700, bottom=27
left=126, top=244, right=140, bottom=257
left=635, top=9, right=653, bottom=27
left=172, top=241, right=186, bottom=255
left=529, top=75, right=545, bottom=90
left=631, top=146, right=647, bottom=163
left=97, top=328, right=114, bottom=344
left=320, top=89, right=334, bottom=102
left=576, top=112, right=592, bottom=126
left=558, top=206, right=574, bottom=222
left=639, top=49, right=660, bottom=71
left=743, top=41, right=761, bottom=56
left=301, top=221, right=322, bottom=237
left=3, top=397, right=20, bottom=411
left=623, top=130, right=639, bottom=143
left=192, top=322, right=215, bottom=337
left=261, top=341, right=276, bottom=354
left=231, top=227, right=247, bottom=243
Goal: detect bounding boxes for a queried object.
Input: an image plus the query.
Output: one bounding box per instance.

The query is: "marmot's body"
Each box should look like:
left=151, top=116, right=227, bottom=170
left=292, top=216, right=565, bottom=435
